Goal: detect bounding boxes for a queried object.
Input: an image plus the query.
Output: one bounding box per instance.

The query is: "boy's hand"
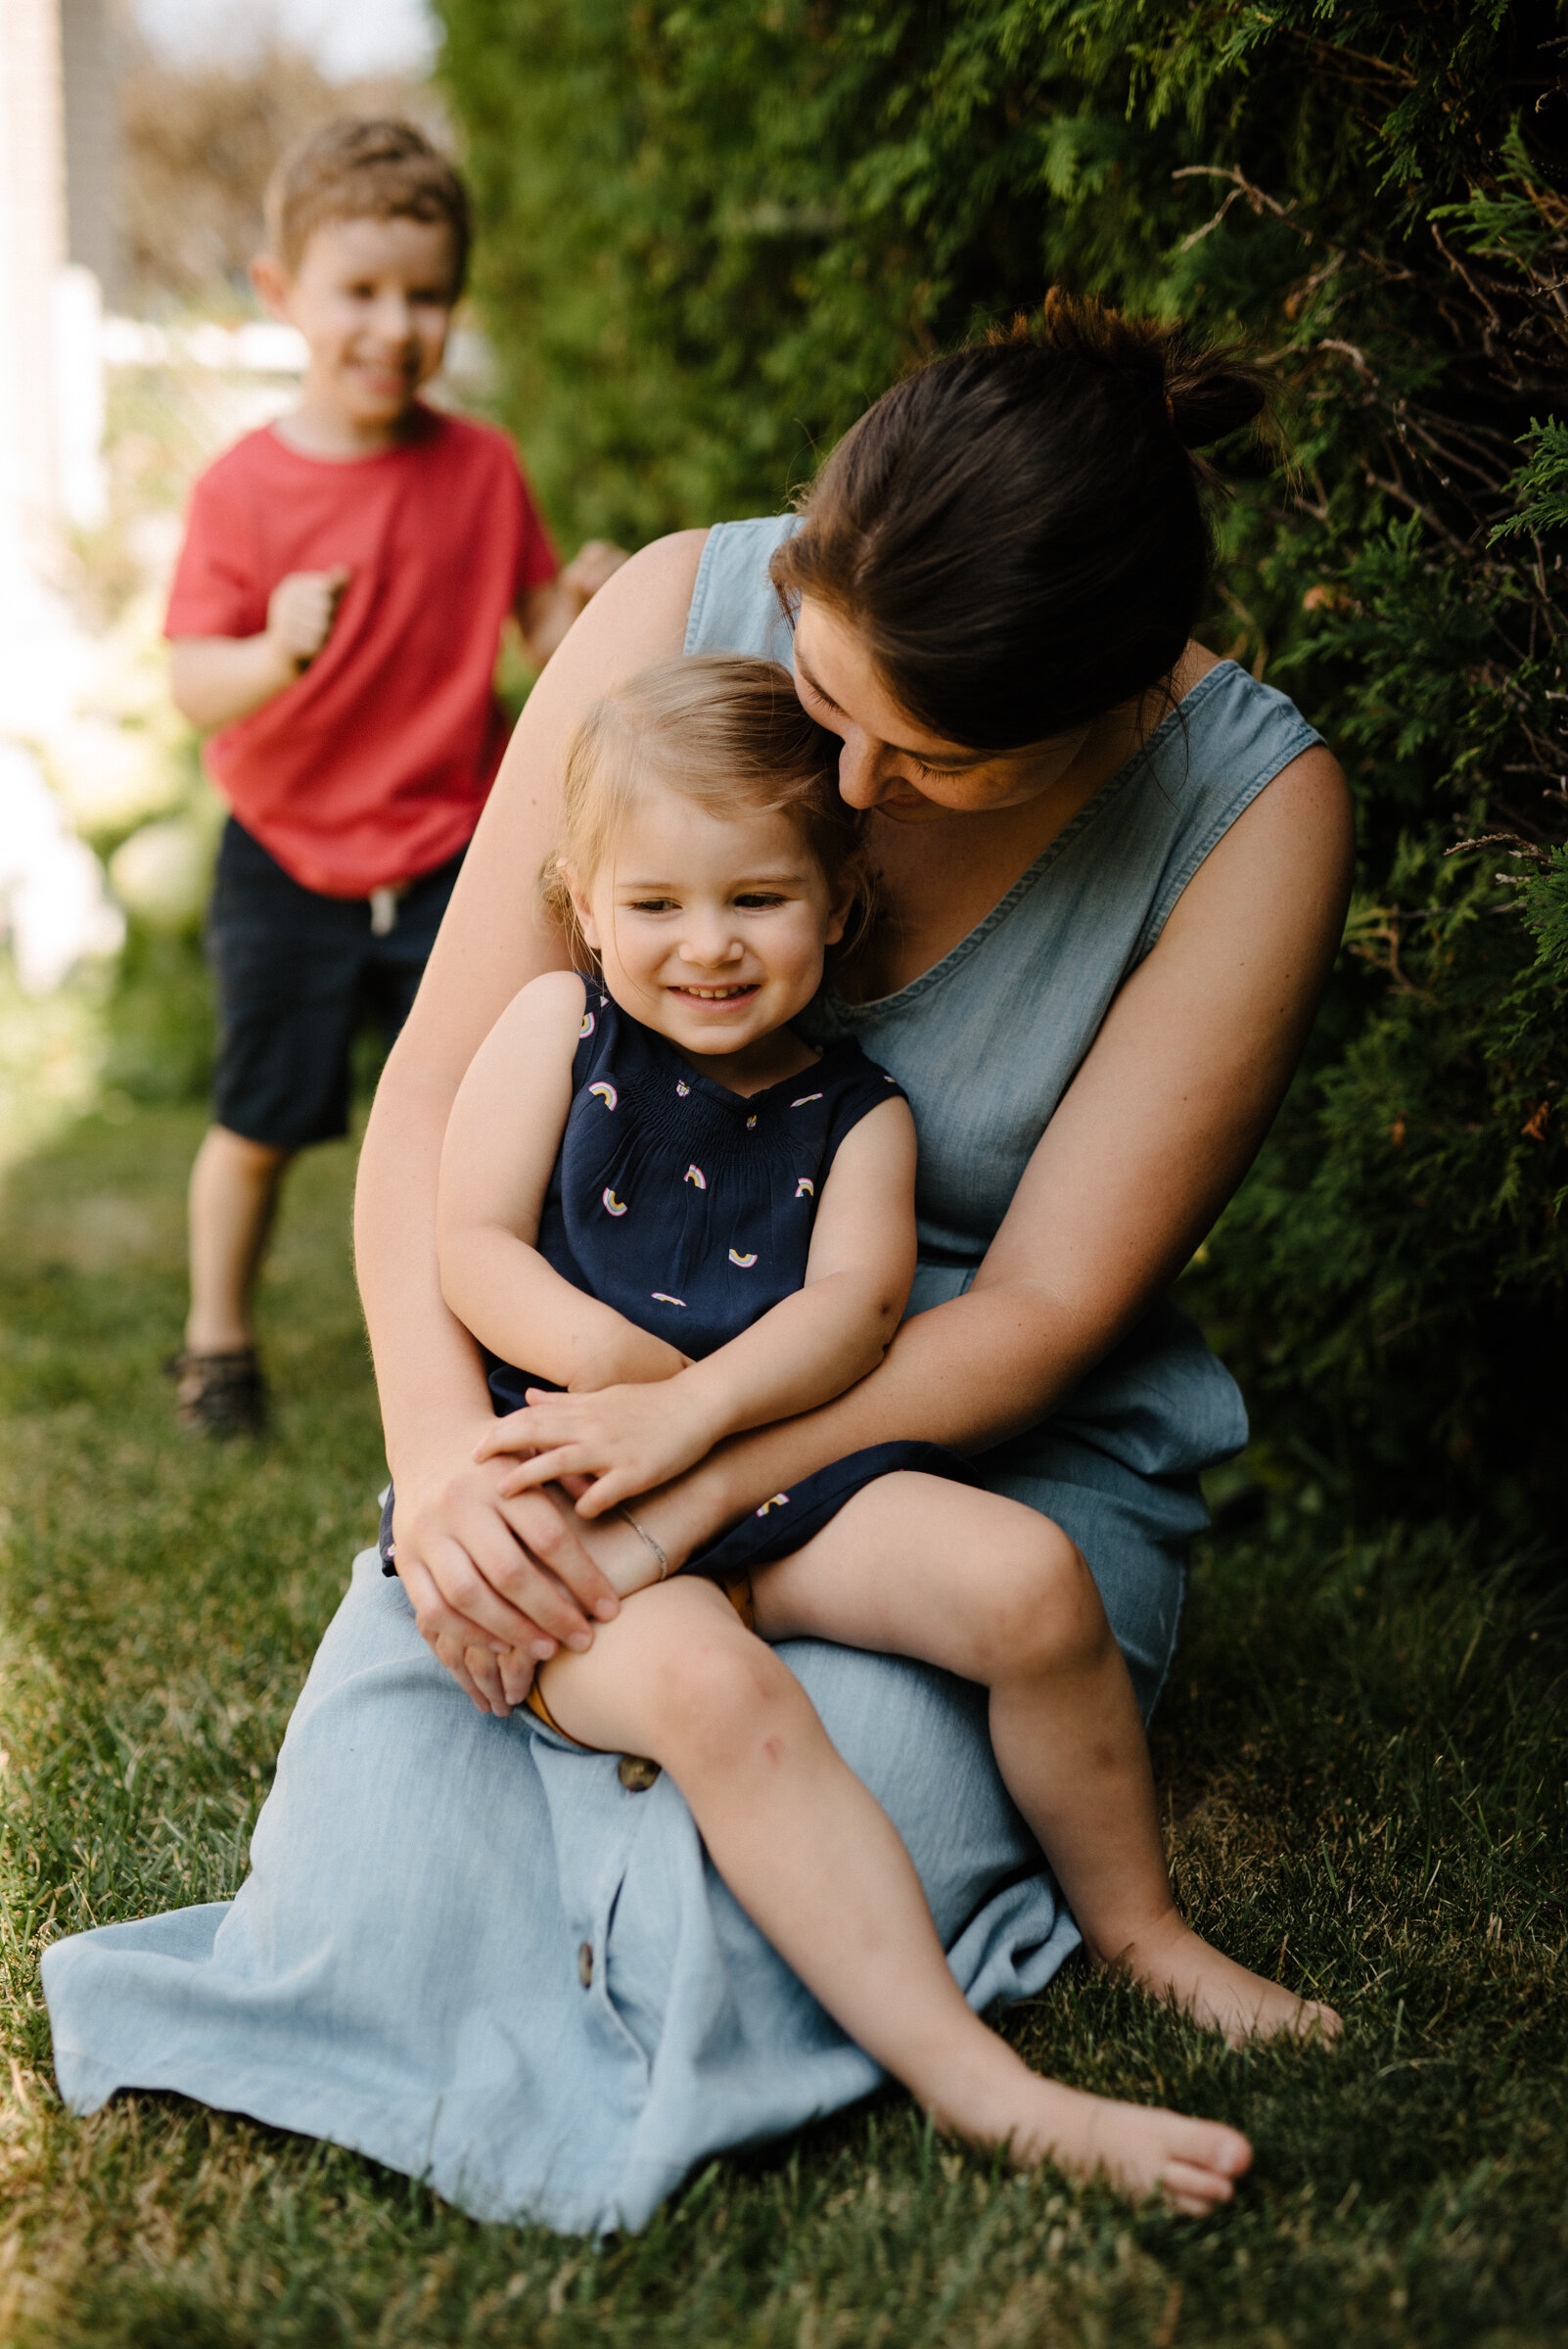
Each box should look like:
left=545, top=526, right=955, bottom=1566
left=559, top=539, right=628, bottom=611
left=266, top=565, right=350, bottom=671
left=475, top=1379, right=726, bottom=1514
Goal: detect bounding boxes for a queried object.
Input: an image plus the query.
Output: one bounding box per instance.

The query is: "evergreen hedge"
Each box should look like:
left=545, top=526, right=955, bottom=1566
left=437, top=0, right=1567, bottom=1543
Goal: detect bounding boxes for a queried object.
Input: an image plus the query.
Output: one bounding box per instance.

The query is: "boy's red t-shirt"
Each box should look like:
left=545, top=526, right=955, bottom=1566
left=164, top=407, right=558, bottom=898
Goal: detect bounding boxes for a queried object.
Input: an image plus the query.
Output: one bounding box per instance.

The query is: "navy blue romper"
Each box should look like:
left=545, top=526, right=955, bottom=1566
left=381, top=977, right=970, bottom=1590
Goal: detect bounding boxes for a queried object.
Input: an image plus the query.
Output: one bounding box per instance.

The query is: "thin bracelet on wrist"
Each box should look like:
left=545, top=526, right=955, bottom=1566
left=617, top=1505, right=669, bottom=1581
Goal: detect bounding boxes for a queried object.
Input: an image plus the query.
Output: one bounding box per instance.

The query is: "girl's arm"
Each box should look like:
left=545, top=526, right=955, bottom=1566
left=475, top=1097, right=918, bottom=1514
left=438, top=971, right=689, bottom=1395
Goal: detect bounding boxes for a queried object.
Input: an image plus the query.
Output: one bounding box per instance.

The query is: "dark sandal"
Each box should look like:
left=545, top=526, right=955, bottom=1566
left=162, top=1347, right=266, bottom=1436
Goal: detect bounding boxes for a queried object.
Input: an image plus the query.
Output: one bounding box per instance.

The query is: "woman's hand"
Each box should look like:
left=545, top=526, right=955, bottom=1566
left=474, top=1378, right=727, bottom=1515
left=390, top=1443, right=626, bottom=1714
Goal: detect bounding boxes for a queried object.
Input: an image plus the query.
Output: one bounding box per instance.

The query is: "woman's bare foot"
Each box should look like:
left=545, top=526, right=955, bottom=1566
left=942, top=2062, right=1253, bottom=2217
left=1112, top=1911, right=1341, bottom=2048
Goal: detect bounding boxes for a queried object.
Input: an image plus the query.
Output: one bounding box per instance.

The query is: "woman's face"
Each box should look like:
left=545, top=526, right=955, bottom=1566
left=792, top=599, right=1093, bottom=823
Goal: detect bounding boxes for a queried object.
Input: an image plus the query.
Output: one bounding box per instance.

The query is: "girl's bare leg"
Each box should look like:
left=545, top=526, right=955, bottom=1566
left=752, top=1475, right=1339, bottom=2049
left=535, top=1575, right=1253, bottom=2215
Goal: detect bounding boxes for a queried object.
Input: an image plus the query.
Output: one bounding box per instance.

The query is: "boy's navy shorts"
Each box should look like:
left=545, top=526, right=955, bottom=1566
left=206, top=817, right=464, bottom=1151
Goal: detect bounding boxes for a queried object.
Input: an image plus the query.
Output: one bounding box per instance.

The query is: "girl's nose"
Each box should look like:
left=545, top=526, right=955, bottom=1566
left=680, top=916, right=744, bottom=967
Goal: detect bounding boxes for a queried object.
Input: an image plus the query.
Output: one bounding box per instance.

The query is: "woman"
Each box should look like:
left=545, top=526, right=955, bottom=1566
left=43, top=297, right=1352, bottom=2234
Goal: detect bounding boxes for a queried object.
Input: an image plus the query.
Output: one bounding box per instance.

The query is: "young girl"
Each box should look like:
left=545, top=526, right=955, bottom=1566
left=430, top=653, right=1334, bottom=2213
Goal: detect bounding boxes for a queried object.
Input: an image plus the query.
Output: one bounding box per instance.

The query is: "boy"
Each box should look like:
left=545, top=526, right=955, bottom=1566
left=163, top=117, right=623, bottom=1434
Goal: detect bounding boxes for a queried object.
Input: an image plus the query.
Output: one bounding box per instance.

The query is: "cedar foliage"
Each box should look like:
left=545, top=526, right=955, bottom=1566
left=436, top=0, right=1568, bottom=1540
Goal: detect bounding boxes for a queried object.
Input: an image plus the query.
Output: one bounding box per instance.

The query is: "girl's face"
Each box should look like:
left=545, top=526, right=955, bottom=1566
left=571, top=776, right=851, bottom=1066
left=792, top=597, right=1095, bottom=823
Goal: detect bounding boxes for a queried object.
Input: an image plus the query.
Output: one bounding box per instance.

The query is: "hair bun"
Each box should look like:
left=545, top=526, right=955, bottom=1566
left=1163, top=350, right=1270, bottom=451
left=1012, top=289, right=1270, bottom=454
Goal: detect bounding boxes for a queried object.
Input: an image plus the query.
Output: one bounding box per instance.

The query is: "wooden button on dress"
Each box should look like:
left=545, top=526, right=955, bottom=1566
left=577, top=1942, right=593, bottom=1988
left=618, top=1755, right=661, bottom=1791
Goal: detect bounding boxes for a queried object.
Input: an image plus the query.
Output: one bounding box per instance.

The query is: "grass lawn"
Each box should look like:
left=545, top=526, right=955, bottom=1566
left=0, top=1102, right=1563, bottom=2346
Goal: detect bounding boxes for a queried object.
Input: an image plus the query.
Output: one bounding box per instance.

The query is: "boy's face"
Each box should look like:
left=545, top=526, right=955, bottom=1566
left=255, top=214, right=458, bottom=432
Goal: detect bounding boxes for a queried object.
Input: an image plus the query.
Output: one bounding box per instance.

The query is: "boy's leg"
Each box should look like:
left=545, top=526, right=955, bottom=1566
left=535, top=1575, right=1253, bottom=2214
left=751, top=1475, right=1338, bottom=2048
left=180, top=820, right=369, bottom=1426
left=186, top=1126, right=294, bottom=1353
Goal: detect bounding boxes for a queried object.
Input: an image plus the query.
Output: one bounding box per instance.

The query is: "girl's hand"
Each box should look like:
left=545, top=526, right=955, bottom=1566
left=474, top=1381, right=727, bottom=1515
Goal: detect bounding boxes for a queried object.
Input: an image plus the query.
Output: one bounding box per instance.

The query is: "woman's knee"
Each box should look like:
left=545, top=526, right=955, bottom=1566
left=971, top=1518, right=1111, bottom=1680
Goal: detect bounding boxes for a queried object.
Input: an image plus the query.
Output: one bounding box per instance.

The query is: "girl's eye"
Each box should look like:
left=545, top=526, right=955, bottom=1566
left=734, top=893, right=787, bottom=909
left=626, top=897, right=677, bottom=913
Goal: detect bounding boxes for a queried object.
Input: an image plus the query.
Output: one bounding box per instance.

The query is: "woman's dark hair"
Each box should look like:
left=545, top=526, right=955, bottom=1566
left=771, top=291, right=1269, bottom=751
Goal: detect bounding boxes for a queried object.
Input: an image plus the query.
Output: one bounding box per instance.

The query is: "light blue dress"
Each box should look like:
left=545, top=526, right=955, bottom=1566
left=43, top=516, right=1321, bottom=2234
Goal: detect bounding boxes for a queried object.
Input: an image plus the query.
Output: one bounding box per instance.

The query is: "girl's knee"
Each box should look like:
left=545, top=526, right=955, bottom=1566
left=977, top=1520, right=1110, bottom=1679
left=647, top=1624, right=806, bottom=1770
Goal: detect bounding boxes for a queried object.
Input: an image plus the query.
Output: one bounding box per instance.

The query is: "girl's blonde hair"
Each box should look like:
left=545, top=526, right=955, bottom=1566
left=539, top=654, right=869, bottom=967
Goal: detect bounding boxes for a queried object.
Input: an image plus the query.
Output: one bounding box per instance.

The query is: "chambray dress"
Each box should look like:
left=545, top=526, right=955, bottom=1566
left=43, top=516, right=1322, bottom=2235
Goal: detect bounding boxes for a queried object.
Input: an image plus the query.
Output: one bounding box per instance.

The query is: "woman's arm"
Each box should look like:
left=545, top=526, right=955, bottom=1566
left=478, top=1097, right=919, bottom=1511
left=438, top=970, right=690, bottom=1392
left=353, top=530, right=709, bottom=1707
left=633, top=742, right=1355, bottom=1554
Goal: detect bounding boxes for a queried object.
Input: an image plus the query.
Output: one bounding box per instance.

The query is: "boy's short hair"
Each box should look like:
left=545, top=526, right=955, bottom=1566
left=263, top=117, right=471, bottom=292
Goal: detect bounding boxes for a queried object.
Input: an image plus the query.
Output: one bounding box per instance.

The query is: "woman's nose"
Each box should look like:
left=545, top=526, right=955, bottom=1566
left=836, top=730, right=892, bottom=809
